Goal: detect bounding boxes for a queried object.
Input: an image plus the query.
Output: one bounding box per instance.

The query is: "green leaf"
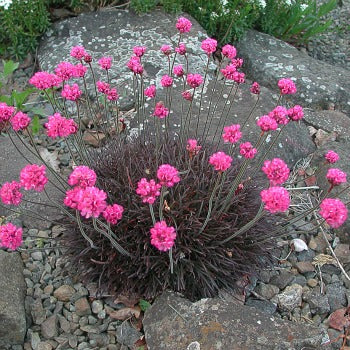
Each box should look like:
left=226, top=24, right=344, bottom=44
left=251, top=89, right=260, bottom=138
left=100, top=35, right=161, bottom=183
left=11, top=88, right=35, bottom=108
left=31, top=115, right=41, bottom=135
left=139, top=299, right=151, bottom=312
left=2, top=60, right=19, bottom=78
left=29, top=107, right=47, bottom=117
left=0, top=95, right=13, bottom=105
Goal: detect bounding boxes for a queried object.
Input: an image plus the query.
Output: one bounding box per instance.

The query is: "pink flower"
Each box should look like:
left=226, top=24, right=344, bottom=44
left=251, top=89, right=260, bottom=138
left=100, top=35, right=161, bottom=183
left=201, top=38, right=217, bottom=55
left=45, top=113, right=78, bottom=138
left=0, top=181, right=22, bottom=206
left=103, top=204, right=124, bottom=224
left=262, top=158, right=290, bottom=185
left=153, top=102, right=169, bottom=119
left=250, top=82, right=260, bottom=95
left=222, top=124, right=242, bottom=144
left=278, top=78, right=297, bottom=95
left=0, top=223, right=22, bottom=250
left=145, top=85, right=156, bottom=98
left=61, top=83, right=82, bottom=101
left=55, top=62, right=76, bottom=81
left=319, top=198, right=348, bottom=228
left=98, top=56, right=112, bottom=70
left=150, top=221, right=176, bottom=252
left=231, top=58, right=243, bottom=68
left=77, top=186, right=107, bottom=218
left=209, top=151, right=232, bottom=172
left=70, top=46, right=87, bottom=60
left=84, top=54, right=92, bottom=63
left=157, top=164, right=180, bottom=187
left=10, top=111, right=30, bottom=131
left=257, top=115, right=278, bottom=132
left=327, top=168, right=347, bottom=186
left=107, top=88, right=119, bottom=101
left=325, top=150, right=339, bottom=164
left=136, top=178, right=161, bottom=204
left=261, top=186, right=290, bottom=213
left=287, top=105, right=304, bottom=121
left=126, top=56, right=143, bottom=74
left=222, top=44, right=237, bottom=59
left=239, top=142, right=257, bottom=159
left=72, top=64, right=87, bottom=78
left=182, top=91, right=192, bottom=101
left=68, top=166, right=97, bottom=189
left=186, top=139, right=201, bottom=157
left=20, top=164, right=48, bottom=192
left=161, top=75, right=173, bottom=88
left=187, top=74, right=203, bottom=88
left=64, top=187, right=83, bottom=209
left=0, top=102, right=15, bottom=123
left=160, top=45, right=172, bottom=56
left=176, top=17, right=192, bottom=33
left=97, top=81, right=110, bottom=94
left=269, top=106, right=289, bottom=125
left=233, top=72, right=245, bottom=84
left=221, top=64, right=237, bottom=80
left=133, top=46, right=146, bottom=57
left=29, top=72, right=62, bottom=90
left=175, top=43, right=186, bottom=55
left=173, top=65, right=184, bottom=77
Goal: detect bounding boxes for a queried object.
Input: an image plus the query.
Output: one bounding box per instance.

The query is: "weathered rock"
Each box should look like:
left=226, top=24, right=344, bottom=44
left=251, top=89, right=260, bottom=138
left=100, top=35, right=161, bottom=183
left=277, top=284, right=303, bottom=312
left=143, top=291, right=327, bottom=350
left=75, top=297, right=92, bottom=316
left=295, top=261, right=315, bottom=274
left=54, top=284, right=75, bottom=302
left=236, top=30, right=350, bottom=114
left=0, top=250, right=26, bottom=347
left=334, top=244, right=350, bottom=265
left=270, top=271, right=295, bottom=290
left=303, top=291, right=330, bottom=315
left=255, top=283, right=279, bottom=300
left=41, top=314, right=59, bottom=339
left=37, top=341, right=53, bottom=350
left=31, top=298, right=46, bottom=325
left=326, top=283, right=347, bottom=313
left=245, top=299, right=277, bottom=315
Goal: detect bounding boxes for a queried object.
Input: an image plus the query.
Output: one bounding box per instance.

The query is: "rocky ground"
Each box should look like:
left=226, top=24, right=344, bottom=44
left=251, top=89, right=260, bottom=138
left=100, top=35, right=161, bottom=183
left=1, top=5, right=350, bottom=350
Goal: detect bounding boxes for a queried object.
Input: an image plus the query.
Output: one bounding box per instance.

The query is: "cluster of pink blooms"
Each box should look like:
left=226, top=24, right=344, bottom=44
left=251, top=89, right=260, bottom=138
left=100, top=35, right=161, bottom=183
left=150, top=221, right=176, bottom=252
left=231, top=58, right=243, bottom=68
left=262, top=158, right=290, bottom=185
left=0, top=223, right=23, bottom=250
left=182, top=91, right=192, bottom=101
left=145, top=85, right=156, bottom=99
left=257, top=115, right=278, bottom=132
left=319, top=198, right=348, bottom=228
left=75, top=186, right=107, bottom=219
left=70, top=46, right=87, bottom=60
left=103, top=204, right=124, bottom=225
left=55, top=62, right=76, bottom=81
left=44, top=113, right=78, bottom=139
left=68, top=166, right=97, bottom=188
left=127, top=56, right=143, bottom=74
left=261, top=186, right=290, bottom=213
left=157, top=164, right=180, bottom=187
left=160, top=45, right=172, bottom=56
left=96, top=81, right=119, bottom=101
left=0, top=181, right=22, bottom=205
left=239, top=142, right=257, bottom=159
left=287, top=105, right=304, bottom=121
left=136, top=178, right=161, bottom=204
left=326, top=168, right=347, bottom=186
left=221, top=64, right=237, bottom=80
left=186, top=139, right=202, bottom=157
left=61, top=83, right=82, bottom=101
left=0, top=102, right=15, bottom=123
left=98, top=56, right=112, bottom=70
left=176, top=17, right=192, bottom=33
left=29, top=72, right=62, bottom=90
left=133, top=46, right=146, bottom=57
left=161, top=75, right=173, bottom=88
left=222, top=44, right=237, bottom=59
left=325, top=150, right=339, bottom=164
left=73, top=64, right=87, bottom=78
left=175, top=43, right=186, bottom=55
left=173, top=65, right=184, bottom=77
left=153, top=102, right=169, bottom=119
left=20, top=164, right=48, bottom=192
left=187, top=73, right=203, bottom=88
left=209, top=152, right=232, bottom=172
left=269, top=106, right=289, bottom=125
left=10, top=111, right=31, bottom=131
left=278, top=78, right=297, bottom=95
left=250, top=82, right=260, bottom=95
left=201, top=38, right=217, bottom=55
left=222, top=124, right=242, bottom=144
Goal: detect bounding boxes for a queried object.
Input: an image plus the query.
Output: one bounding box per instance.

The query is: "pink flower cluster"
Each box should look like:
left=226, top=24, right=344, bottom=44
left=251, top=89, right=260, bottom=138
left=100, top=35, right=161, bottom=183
left=153, top=102, right=169, bottom=119
left=133, top=46, right=146, bottom=57
left=239, top=142, right=257, bottom=159
left=176, top=17, right=192, bottom=33
left=278, top=78, right=297, bottom=95
left=209, top=151, right=232, bottom=172
left=287, top=105, right=304, bottom=121
left=145, top=85, right=156, bottom=98
left=221, top=64, right=236, bottom=80
left=257, top=115, right=278, bottom=132
left=262, top=158, right=290, bottom=185
left=61, top=83, right=82, bottom=101
left=29, top=72, right=62, bottom=90
left=127, top=56, right=143, bottom=74
left=186, top=139, right=201, bottom=157
left=77, top=187, right=107, bottom=219
left=173, top=65, right=184, bottom=77
left=326, top=168, right=347, bottom=186
left=319, top=198, right=348, bottom=228
left=161, top=45, right=172, bottom=56
left=11, top=111, right=31, bottom=131
left=187, top=74, right=203, bottom=88
left=98, top=56, right=112, bottom=70
left=103, top=204, right=124, bottom=225
left=0, top=102, right=15, bottom=123
left=150, top=221, right=176, bottom=252
left=157, top=164, right=180, bottom=187
left=182, top=90, right=192, bottom=101
left=96, top=81, right=119, bottom=101
left=325, top=150, right=339, bottom=164
left=136, top=178, right=161, bottom=204
left=201, top=38, right=217, bottom=55
left=0, top=181, right=22, bottom=205
left=222, top=124, right=242, bottom=144
left=20, top=164, right=48, bottom=192
left=68, top=166, right=97, bottom=188
left=175, top=43, right=186, bottom=55
left=261, top=186, right=290, bottom=213
left=0, top=223, right=23, bottom=250
left=44, top=113, right=78, bottom=138
left=55, top=62, right=76, bottom=81
left=250, top=82, right=260, bottom=95
left=161, top=75, right=173, bottom=88
left=269, top=106, right=289, bottom=125
left=222, top=44, right=237, bottom=59
left=70, top=46, right=87, bottom=60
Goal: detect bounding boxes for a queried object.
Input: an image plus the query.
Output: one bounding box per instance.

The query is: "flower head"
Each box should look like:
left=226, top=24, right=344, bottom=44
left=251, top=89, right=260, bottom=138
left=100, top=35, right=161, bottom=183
left=68, top=166, right=97, bottom=189
left=231, top=58, right=243, bottom=68
left=84, top=54, right=92, bottom=63
left=160, top=45, right=172, bottom=56
left=153, top=102, right=169, bottom=119
left=326, top=168, right=347, bottom=186
left=250, top=82, right=260, bottom=95
left=186, top=139, right=201, bottom=157
left=173, top=65, right=184, bottom=77
left=61, top=83, right=82, bottom=101
left=222, top=124, right=242, bottom=144
left=0, top=102, right=15, bottom=123
left=10, top=111, right=30, bottom=131
left=187, top=74, right=203, bottom=88
left=150, top=221, right=176, bottom=252
left=64, top=187, right=83, bottom=209
left=45, top=113, right=78, bottom=138
left=221, top=64, right=237, bottom=80
left=72, top=63, right=87, bottom=78
left=262, top=158, right=290, bottom=185
left=320, top=198, right=348, bottom=228
left=269, top=106, right=289, bottom=125
left=261, top=186, right=290, bottom=213
left=133, top=46, right=146, bottom=57
left=20, top=164, right=48, bottom=192
left=201, top=38, right=217, bottom=55
left=77, top=186, right=107, bottom=218
left=278, top=78, right=297, bottom=95
left=175, top=43, right=186, bottom=55
left=55, top=62, right=76, bottom=81
left=0, top=181, right=22, bottom=206
left=136, top=178, right=161, bottom=204
left=287, top=105, right=304, bottom=121
left=0, top=223, right=22, bottom=250
left=126, top=56, right=143, bottom=74
left=257, top=115, right=278, bottom=132
left=325, top=150, right=339, bottom=164
left=209, top=151, right=232, bottom=172
left=29, top=72, right=62, bottom=90
left=157, top=164, right=180, bottom=187
left=176, top=17, right=192, bottom=33
left=222, top=44, right=237, bottom=59
left=103, top=204, right=124, bottom=225
left=145, top=85, right=156, bottom=98
left=161, top=75, right=173, bottom=88
left=239, top=142, right=257, bottom=159
left=70, top=46, right=87, bottom=60
left=97, top=81, right=110, bottom=94
left=98, top=56, right=112, bottom=70
left=182, top=91, right=193, bottom=101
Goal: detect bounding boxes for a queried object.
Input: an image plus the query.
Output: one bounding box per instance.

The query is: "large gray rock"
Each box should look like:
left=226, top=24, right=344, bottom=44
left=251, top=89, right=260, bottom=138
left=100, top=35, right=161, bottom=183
left=0, top=250, right=26, bottom=347
left=143, top=291, right=329, bottom=350
left=236, top=30, right=350, bottom=114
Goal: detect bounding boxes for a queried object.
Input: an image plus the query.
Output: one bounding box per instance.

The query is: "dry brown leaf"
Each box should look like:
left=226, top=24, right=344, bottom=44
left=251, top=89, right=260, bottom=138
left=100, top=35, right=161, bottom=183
left=109, top=306, right=141, bottom=320
left=39, top=148, right=60, bottom=172
left=114, top=293, right=140, bottom=308
left=328, top=308, right=350, bottom=331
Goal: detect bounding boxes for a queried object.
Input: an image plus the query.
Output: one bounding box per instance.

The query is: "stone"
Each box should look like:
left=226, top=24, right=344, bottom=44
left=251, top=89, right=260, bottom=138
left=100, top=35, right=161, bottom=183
left=143, top=291, right=326, bottom=350
left=270, top=271, right=295, bottom=290
left=326, top=283, right=347, bottom=312
left=333, top=244, right=350, bottom=264
left=37, top=341, right=53, bottom=350
left=41, top=315, right=59, bottom=339
left=116, top=321, right=142, bottom=348
left=236, top=30, right=350, bottom=114
left=277, top=284, right=303, bottom=312
left=43, top=285, right=54, bottom=295
left=54, top=285, right=75, bottom=302
left=303, top=291, right=330, bottom=315
left=28, top=330, right=41, bottom=350
left=245, top=299, right=277, bottom=315
left=307, top=279, right=318, bottom=288
left=0, top=250, right=26, bottom=347
left=68, top=335, right=78, bottom=348
left=75, top=297, right=92, bottom=316
left=255, top=283, right=279, bottom=300
left=31, top=298, right=46, bottom=325
left=295, top=261, right=315, bottom=274
left=91, top=300, right=103, bottom=314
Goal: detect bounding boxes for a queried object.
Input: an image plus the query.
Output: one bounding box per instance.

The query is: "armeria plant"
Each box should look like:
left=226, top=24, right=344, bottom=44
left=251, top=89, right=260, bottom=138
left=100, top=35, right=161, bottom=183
left=0, top=17, right=348, bottom=300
